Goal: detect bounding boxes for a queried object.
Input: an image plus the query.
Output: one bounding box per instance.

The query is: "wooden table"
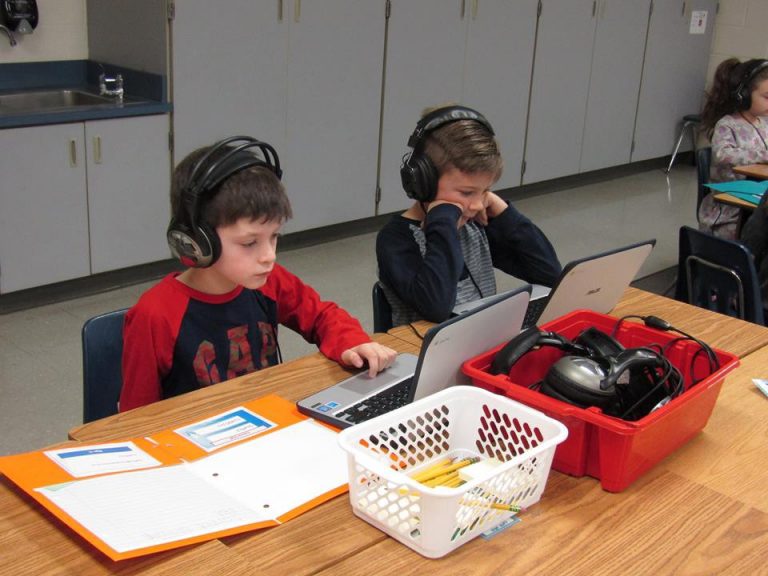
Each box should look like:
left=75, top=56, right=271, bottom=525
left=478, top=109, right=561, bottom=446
left=733, top=163, right=768, bottom=180
left=3, top=293, right=768, bottom=575
left=713, top=191, right=758, bottom=210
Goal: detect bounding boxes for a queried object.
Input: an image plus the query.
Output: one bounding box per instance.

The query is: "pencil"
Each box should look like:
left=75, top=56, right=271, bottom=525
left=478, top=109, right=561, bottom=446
left=461, top=500, right=521, bottom=512
left=412, top=457, right=479, bottom=484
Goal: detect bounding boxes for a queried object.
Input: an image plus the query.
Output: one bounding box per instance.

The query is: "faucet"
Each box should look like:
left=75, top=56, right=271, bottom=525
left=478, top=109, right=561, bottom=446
left=99, top=72, right=124, bottom=102
left=0, top=25, right=17, bottom=47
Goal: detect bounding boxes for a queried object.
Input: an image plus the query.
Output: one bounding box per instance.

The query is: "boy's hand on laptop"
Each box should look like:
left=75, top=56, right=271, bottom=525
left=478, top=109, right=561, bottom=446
left=342, top=343, right=398, bottom=377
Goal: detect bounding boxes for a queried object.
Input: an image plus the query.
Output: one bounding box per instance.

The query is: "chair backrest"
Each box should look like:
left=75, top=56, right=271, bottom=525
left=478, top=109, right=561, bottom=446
left=81, top=308, right=128, bottom=423
left=674, top=226, right=764, bottom=325
left=696, top=146, right=712, bottom=217
left=372, top=282, right=393, bottom=333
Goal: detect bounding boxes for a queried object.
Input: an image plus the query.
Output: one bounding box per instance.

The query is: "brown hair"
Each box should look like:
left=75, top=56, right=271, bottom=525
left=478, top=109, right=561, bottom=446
left=171, top=144, right=292, bottom=228
left=421, top=105, right=503, bottom=181
left=701, top=58, right=768, bottom=137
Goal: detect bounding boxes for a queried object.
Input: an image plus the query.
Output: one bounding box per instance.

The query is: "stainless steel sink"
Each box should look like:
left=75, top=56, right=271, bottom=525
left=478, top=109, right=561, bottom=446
left=0, top=89, right=125, bottom=115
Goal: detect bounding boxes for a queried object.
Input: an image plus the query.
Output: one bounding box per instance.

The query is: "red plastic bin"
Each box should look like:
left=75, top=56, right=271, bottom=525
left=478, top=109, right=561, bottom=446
left=461, top=310, right=740, bottom=492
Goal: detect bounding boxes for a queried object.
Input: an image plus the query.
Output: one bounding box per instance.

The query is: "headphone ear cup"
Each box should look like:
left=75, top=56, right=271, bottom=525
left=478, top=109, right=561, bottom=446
left=401, top=151, right=438, bottom=202
left=167, top=218, right=218, bottom=268
left=541, top=356, right=618, bottom=410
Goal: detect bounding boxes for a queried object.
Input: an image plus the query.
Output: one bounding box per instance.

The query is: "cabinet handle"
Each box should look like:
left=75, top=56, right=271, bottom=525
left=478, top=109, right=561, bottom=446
left=294, top=0, right=300, bottom=22
left=682, top=1, right=686, bottom=16
left=278, top=0, right=282, bottom=21
left=69, top=139, right=77, bottom=167
left=93, top=136, right=102, bottom=165
left=592, top=0, right=597, bottom=17
left=472, top=0, right=478, bottom=19
left=460, top=0, right=465, bottom=20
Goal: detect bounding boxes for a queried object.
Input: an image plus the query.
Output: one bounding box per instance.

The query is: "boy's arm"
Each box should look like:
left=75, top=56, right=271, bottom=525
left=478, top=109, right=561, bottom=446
left=261, top=265, right=371, bottom=363
left=485, top=203, right=562, bottom=287
left=119, top=288, right=180, bottom=412
left=376, top=205, right=465, bottom=321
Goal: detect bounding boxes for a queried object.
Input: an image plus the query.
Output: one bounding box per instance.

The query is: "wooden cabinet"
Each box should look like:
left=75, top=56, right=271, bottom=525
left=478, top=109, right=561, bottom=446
left=632, top=0, right=716, bottom=162
left=523, top=0, right=596, bottom=184
left=378, top=0, right=537, bottom=214
left=580, top=0, right=651, bottom=173
left=172, top=0, right=385, bottom=233
left=0, top=123, right=90, bottom=293
left=0, top=116, right=170, bottom=293
left=85, top=115, right=171, bottom=274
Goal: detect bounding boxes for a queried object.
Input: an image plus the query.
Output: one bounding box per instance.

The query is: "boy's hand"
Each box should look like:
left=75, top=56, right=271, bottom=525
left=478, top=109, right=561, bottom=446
left=341, top=342, right=398, bottom=377
left=472, top=192, right=507, bottom=226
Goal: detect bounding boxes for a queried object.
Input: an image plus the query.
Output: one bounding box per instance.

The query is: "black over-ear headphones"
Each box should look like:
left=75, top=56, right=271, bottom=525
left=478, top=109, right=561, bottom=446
left=734, top=59, right=768, bottom=111
left=167, top=136, right=282, bottom=268
left=400, top=105, right=495, bottom=203
left=489, top=326, right=683, bottom=421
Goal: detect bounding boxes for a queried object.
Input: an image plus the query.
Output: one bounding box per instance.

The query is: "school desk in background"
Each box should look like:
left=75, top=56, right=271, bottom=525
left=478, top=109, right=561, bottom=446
left=0, top=395, right=348, bottom=561
left=706, top=179, right=768, bottom=207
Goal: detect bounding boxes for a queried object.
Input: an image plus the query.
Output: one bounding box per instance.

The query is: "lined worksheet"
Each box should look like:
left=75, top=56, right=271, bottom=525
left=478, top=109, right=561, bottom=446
left=36, top=420, right=347, bottom=553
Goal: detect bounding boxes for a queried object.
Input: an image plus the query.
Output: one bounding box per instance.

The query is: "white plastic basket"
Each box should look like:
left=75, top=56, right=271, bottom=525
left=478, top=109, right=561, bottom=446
left=337, top=386, right=568, bottom=558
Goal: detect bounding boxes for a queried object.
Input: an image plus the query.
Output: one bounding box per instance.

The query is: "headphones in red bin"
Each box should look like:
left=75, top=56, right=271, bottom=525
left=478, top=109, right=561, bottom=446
left=400, top=105, right=495, bottom=203
left=489, top=325, right=685, bottom=421
left=167, top=136, right=282, bottom=268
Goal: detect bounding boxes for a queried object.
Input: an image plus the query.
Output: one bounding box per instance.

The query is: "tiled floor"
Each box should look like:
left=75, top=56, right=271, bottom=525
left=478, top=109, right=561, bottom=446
left=0, top=163, right=698, bottom=456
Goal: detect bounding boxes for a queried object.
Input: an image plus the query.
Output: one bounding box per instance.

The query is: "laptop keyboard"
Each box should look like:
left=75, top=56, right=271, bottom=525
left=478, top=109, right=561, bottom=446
left=334, top=378, right=413, bottom=425
left=522, top=297, right=548, bottom=329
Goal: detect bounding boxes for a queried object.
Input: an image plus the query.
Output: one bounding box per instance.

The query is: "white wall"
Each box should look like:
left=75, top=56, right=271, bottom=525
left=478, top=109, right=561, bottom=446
left=0, top=0, right=87, bottom=63
left=706, top=0, right=768, bottom=83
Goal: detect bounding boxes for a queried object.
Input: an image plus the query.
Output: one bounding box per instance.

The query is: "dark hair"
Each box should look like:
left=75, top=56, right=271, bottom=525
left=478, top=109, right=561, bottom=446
left=171, top=145, right=292, bottom=229
left=701, top=58, right=768, bottom=137
left=421, top=106, right=503, bottom=181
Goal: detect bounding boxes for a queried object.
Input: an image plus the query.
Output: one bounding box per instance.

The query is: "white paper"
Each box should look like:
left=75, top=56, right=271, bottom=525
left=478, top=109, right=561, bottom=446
left=34, top=419, right=348, bottom=553
left=44, top=441, right=162, bottom=478
left=36, top=466, right=264, bottom=553
left=188, top=419, right=348, bottom=517
left=689, top=10, right=707, bottom=34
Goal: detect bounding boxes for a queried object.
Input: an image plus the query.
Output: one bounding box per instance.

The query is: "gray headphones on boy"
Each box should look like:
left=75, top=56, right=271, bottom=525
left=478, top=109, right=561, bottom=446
left=167, top=136, right=282, bottom=268
left=734, top=59, right=768, bottom=110
left=400, top=105, right=494, bottom=203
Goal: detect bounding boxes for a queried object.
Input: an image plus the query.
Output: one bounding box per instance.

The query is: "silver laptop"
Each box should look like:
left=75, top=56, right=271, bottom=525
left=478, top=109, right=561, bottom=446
left=452, top=239, right=655, bottom=328
left=297, top=285, right=532, bottom=429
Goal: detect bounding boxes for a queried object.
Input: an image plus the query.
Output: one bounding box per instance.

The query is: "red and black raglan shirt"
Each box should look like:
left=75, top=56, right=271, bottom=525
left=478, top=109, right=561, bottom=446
left=119, top=264, right=370, bottom=411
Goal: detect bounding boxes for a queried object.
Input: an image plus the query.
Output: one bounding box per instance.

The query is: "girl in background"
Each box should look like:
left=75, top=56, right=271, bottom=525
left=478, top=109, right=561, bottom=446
left=698, top=58, right=768, bottom=239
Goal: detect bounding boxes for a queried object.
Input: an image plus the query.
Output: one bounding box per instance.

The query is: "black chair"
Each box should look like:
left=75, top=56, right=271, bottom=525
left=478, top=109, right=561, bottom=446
left=82, top=308, right=128, bottom=422
left=674, top=226, right=764, bottom=325
left=665, top=113, right=701, bottom=173
left=695, top=146, right=712, bottom=219
left=372, top=282, right=393, bottom=333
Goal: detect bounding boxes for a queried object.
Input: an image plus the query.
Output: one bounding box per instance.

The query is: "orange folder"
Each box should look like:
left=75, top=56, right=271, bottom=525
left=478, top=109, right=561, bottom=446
left=0, top=394, right=348, bottom=561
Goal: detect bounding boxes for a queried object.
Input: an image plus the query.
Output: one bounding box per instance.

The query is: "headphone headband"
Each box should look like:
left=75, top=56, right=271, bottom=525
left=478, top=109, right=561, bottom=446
left=407, top=105, right=495, bottom=149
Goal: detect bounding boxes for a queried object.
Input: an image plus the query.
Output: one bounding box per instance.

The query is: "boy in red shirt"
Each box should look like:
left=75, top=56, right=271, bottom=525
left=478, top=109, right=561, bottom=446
left=120, top=136, right=396, bottom=411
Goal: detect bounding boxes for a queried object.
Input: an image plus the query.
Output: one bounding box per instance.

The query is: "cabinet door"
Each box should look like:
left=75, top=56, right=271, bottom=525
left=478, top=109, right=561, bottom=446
left=523, top=0, right=597, bottom=184
left=463, top=0, right=538, bottom=190
left=631, top=0, right=716, bottom=162
left=283, top=0, right=385, bottom=232
left=579, top=0, right=650, bottom=172
left=378, top=0, right=467, bottom=215
left=171, top=0, right=287, bottom=161
left=86, top=115, right=171, bottom=273
left=0, top=124, right=90, bottom=293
